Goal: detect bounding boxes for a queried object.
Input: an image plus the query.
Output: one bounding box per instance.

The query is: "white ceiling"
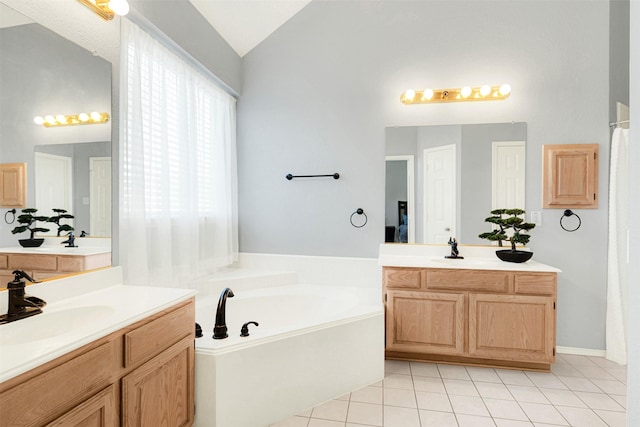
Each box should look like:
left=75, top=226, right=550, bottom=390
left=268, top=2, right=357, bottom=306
left=0, top=3, right=33, bottom=29
left=189, top=0, right=312, bottom=57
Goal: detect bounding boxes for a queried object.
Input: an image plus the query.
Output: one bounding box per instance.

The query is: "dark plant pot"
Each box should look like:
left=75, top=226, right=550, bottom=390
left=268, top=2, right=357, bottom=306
left=495, top=249, right=533, bottom=263
left=18, top=238, right=45, bottom=248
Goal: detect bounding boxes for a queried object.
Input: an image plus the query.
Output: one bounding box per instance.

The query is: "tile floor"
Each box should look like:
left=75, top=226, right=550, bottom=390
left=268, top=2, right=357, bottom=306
left=270, top=354, right=627, bottom=427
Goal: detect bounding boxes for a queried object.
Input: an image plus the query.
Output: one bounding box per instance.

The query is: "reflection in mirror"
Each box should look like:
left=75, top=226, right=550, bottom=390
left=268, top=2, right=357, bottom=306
left=0, top=4, right=112, bottom=246
left=385, top=122, right=526, bottom=245
left=34, top=143, right=112, bottom=237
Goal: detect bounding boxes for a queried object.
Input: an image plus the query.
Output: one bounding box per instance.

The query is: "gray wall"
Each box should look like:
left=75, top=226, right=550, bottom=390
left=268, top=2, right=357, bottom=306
left=239, top=1, right=611, bottom=350
left=0, top=22, right=110, bottom=246
left=609, top=0, right=630, bottom=122
left=627, top=1, right=639, bottom=424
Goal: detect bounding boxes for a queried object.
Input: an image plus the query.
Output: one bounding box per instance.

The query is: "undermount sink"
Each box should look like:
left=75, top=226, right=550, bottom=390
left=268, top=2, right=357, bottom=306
left=0, top=305, right=116, bottom=345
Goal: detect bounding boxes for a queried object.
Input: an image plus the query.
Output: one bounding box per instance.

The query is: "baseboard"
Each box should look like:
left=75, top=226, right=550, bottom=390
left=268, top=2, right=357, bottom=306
left=556, top=346, right=606, bottom=357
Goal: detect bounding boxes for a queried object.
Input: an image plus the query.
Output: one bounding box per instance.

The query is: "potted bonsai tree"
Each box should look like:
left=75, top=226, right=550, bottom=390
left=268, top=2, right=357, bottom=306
left=478, top=208, right=536, bottom=263
left=48, top=208, right=75, bottom=237
left=11, top=208, right=51, bottom=247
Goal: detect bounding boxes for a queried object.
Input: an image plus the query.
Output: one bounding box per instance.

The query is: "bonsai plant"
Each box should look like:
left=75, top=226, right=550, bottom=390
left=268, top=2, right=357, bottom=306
left=11, top=208, right=51, bottom=247
left=478, top=208, right=536, bottom=263
left=48, top=208, right=75, bottom=236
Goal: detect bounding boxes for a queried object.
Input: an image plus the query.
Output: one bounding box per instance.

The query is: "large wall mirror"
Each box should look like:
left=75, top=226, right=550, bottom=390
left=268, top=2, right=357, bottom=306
left=385, top=122, right=526, bottom=245
left=0, top=4, right=112, bottom=243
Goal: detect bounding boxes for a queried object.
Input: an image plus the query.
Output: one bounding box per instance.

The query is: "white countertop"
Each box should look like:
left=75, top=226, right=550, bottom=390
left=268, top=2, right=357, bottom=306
left=0, top=246, right=110, bottom=256
left=0, top=267, right=196, bottom=383
left=379, top=244, right=561, bottom=273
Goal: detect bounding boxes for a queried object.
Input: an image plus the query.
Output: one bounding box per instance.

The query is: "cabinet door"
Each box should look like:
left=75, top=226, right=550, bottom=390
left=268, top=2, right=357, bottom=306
left=122, top=336, right=194, bottom=427
left=0, top=162, right=26, bottom=208
left=46, top=386, right=117, bottom=427
left=469, top=294, right=555, bottom=363
left=542, top=144, right=598, bottom=208
left=386, top=290, right=465, bottom=356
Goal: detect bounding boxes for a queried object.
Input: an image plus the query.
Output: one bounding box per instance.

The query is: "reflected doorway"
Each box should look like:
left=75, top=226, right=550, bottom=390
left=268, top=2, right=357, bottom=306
left=385, top=155, right=415, bottom=243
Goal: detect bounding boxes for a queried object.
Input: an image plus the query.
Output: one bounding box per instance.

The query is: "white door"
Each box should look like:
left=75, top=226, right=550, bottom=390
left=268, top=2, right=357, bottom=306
left=424, top=145, right=456, bottom=244
left=35, top=152, right=73, bottom=236
left=90, top=157, right=112, bottom=237
left=492, top=141, right=526, bottom=210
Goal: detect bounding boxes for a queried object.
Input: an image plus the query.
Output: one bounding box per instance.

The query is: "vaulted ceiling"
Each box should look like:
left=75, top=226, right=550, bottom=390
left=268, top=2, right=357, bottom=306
left=189, top=0, right=312, bottom=57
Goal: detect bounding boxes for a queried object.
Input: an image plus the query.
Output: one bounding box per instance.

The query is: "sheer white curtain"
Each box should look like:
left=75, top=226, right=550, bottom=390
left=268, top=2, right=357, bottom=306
left=120, top=20, right=238, bottom=288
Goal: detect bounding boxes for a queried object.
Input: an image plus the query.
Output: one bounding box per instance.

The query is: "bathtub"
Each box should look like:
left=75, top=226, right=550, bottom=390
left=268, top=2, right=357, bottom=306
left=194, top=283, right=384, bottom=427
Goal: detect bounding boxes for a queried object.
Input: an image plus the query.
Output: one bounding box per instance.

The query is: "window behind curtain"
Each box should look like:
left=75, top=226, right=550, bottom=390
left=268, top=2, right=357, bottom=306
left=120, top=20, right=238, bottom=289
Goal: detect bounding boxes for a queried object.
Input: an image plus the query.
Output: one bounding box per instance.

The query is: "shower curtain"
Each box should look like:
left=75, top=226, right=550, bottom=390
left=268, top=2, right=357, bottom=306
left=606, top=128, right=630, bottom=365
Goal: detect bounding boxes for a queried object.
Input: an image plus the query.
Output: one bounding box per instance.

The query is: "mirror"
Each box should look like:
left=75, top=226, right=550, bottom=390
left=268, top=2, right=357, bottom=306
left=385, top=122, right=526, bottom=245
left=0, top=4, right=112, bottom=242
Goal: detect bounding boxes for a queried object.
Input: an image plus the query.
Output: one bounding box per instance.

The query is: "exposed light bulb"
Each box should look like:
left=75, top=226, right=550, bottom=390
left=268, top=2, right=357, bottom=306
left=45, top=115, right=56, bottom=125
left=480, top=85, right=491, bottom=97
left=79, top=113, right=90, bottom=122
left=90, top=111, right=102, bottom=121
left=404, top=89, right=416, bottom=101
left=33, top=116, right=44, bottom=125
left=56, top=114, right=68, bottom=124
left=421, top=88, right=434, bottom=101
left=499, top=84, right=512, bottom=96
left=460, top=86, right=472, bottom=98
left=108, top=0, right=129, bottom=16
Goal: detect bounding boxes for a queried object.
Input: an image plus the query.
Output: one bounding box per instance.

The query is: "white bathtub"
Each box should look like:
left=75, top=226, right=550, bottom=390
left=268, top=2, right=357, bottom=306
left=194, top=283, right=384, bottom=427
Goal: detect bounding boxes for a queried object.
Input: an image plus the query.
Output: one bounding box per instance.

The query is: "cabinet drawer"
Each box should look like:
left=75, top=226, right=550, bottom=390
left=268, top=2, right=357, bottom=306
left=383, top=267, right=422, bottom=289
left=46, top=385, right=118, bottom=427
left=59, top=256, right=85, bottom=272
left=425, top=269, right=511, bottom=293
left=515, top=274, right=557, bottom=296
left=8, top=254, right=58, bottom=271
left=124, top=300, right=194, bottom=368
left=0, top=255, right=7, bottom=269
left=0, top=341, right=116, bottom=427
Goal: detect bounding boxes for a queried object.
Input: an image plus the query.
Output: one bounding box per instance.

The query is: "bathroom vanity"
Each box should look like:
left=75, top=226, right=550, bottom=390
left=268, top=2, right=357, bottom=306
left=380, top=244, right=561, bottom=372
left=0, top=244, right=111, bottom=286
left=0, top=267, right=196, bottom=426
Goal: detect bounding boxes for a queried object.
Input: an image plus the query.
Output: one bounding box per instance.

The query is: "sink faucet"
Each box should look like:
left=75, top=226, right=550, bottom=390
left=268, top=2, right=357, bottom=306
left=445, top=237, right=464, bottom=259
left=213, top=287, right=234, bottom=339
left=1, top=270, right=46, bottom=324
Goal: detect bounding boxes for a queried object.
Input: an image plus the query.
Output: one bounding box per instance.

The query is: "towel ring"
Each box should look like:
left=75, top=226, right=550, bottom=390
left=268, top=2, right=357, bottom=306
left=560, top=209, right=581, bottom=232
left=350, top=208, right=367, bottom=228
left=4, top=209, right=16, bottom=224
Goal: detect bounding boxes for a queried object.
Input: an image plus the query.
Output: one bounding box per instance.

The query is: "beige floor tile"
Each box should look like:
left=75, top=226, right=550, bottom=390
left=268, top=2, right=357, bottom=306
left=556, top=375, right=601, bottom=392
left=554, top=406, right=607, bottom=427
left=483, top=398, right=528, bottom=421
left=410, top=361, right=440, bottom=378
left=475, top=382, right=514, bottom=400
left=574, top=391, right=626, bottom=411
left=456, top=414, right=496, bottom=426
left=590, top=378, right=627, bottom=395
left=270, top=415, right=309, bottom=427
left=418, top=409, right=459, bottom=427
left=506, top=385, right=550, bottom=404
left=383, top=373, right=414, bottom=390
left=310, top=399, right=348, bottom=422
left=449, top=395, right=490, bottom=417
left=539, top=388, right=586, bottom=408
left=307, top=419, right=343, bottom=427
left=494, top=419, right=534, bottom=427
left=383, top=387, right=417, bottom=408
left=350, top=385, right=383, bottom=405
left=496, top=370, right=535, bottom=386
left=413, top=376, right=446, bottom=393
left=519, top=402, right=568, bottom=425
left=385, top=359, right=411, bottom=375
left=467, top=366, right=502, bottom=383
left=444, top=378, right=480, bottom=397
left=415, top=390, right=453, bottom=412
left=438, top=363, right=472, bottom=380
left=346, top=401, right=383, bottom=426
left=383, top=405, right=421, bottom=427
left=594, top=409, right=627, bottom=427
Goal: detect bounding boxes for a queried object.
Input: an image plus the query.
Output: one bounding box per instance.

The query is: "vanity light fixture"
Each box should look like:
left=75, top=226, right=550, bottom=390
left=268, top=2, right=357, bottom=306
left=77, top=0, right=129, bottom=21
left=400, top=84, right=511, bottom=104
left=33, top=112, right=110, bottom=127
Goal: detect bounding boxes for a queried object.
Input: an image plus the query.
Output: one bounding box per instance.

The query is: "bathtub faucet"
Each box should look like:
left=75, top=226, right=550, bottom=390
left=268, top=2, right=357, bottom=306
left=213, top=287, right=234, bottom=339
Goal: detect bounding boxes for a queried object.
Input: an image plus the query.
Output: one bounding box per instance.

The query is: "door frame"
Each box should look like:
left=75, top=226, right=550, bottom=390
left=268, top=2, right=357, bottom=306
left=385, top=155, right=415, bottom=243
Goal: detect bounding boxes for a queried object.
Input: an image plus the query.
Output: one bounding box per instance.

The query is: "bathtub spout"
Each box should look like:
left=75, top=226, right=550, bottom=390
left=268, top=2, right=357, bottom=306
left=213, top=287, right=234, bottom=339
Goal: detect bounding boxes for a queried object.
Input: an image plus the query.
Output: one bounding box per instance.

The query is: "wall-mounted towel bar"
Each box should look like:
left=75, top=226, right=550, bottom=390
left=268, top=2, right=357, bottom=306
left=286, top=173, right=340, bottom=180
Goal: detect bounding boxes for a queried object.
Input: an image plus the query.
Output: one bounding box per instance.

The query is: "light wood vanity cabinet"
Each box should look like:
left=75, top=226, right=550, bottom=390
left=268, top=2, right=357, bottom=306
left=384, top=267, right=557, bottom=371
left=0, top=162, right=27, bottom=208
left=0, top=252, right=112, bottom=288
left=0, top=299, right=195, bottom=427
